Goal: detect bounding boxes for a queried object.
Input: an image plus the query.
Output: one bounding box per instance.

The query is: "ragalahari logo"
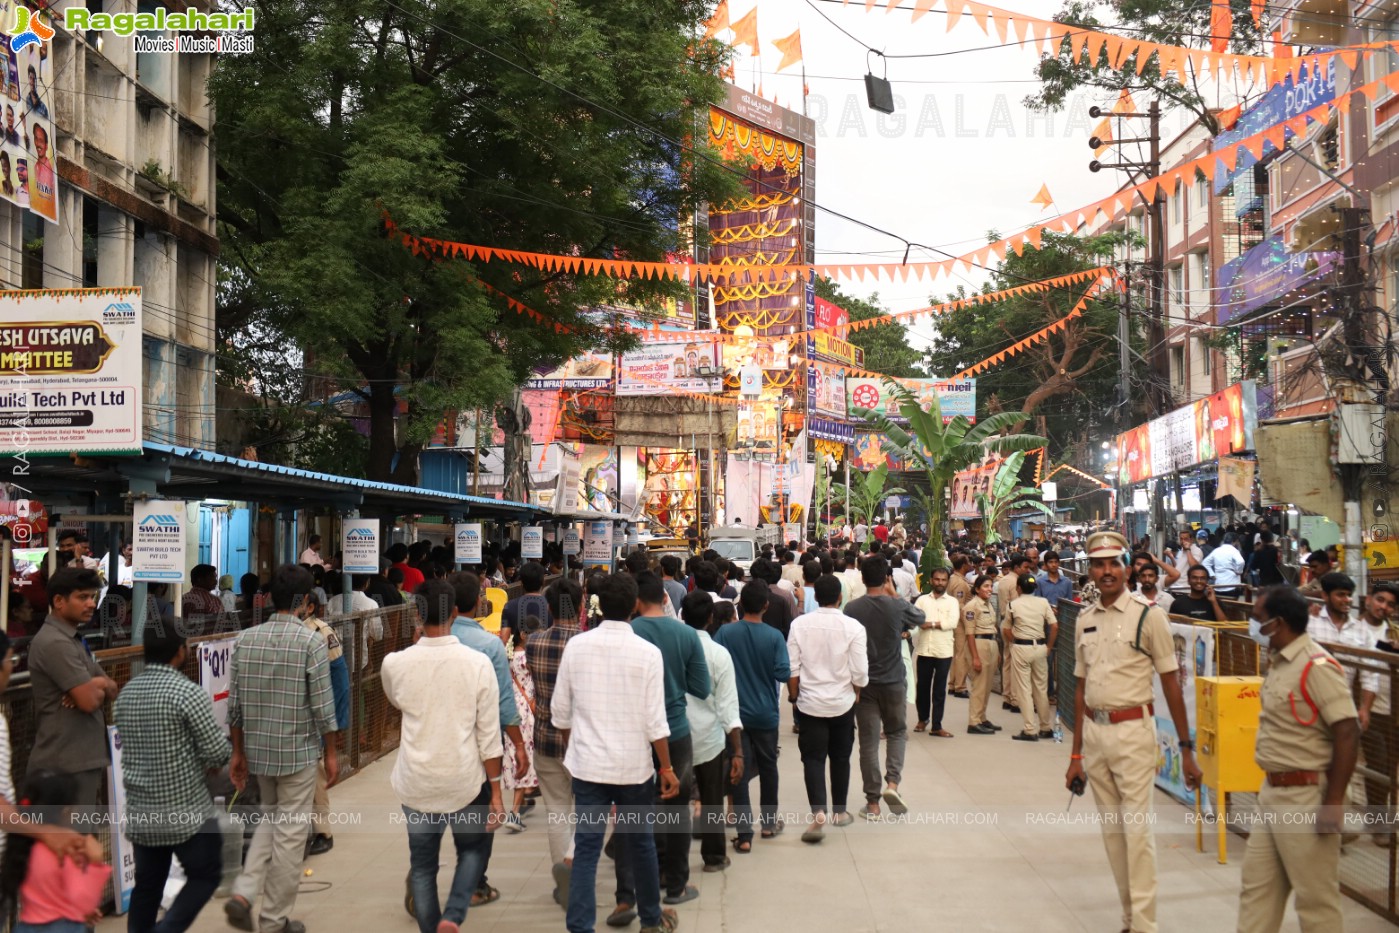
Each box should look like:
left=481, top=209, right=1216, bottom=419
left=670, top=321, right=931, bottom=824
left=140, top=513, right=181, bottom=530
left=9, top=5, right=54, bottom=53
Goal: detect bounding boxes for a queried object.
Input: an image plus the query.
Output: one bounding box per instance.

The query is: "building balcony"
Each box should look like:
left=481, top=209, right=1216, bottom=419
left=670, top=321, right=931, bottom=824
left=1272, top=0, right=1349, bottom=47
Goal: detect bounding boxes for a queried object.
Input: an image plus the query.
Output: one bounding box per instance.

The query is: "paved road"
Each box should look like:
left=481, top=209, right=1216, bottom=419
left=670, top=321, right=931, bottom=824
left=102, top=695, right=1395, bottom=933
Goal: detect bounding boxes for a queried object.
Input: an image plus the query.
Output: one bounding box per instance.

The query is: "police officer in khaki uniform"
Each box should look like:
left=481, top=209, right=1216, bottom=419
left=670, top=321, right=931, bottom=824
left=947, top=555, right=974, bottom=697
left=996, top=553, right=1030, bottom=711
left=1236, top=585, right=1359, bottom=933
left=1065, top=532, right=1200, bottom=933
left=1002, top=573, right=1056, bottom=741
left=963, top=575, right=1000, bottom=734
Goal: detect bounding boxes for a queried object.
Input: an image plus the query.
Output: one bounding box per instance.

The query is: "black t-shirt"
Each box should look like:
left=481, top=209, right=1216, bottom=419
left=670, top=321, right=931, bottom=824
left=1252, top=545, right=1284, bottom=586
left=1170, top=595, right=1217, bottom=621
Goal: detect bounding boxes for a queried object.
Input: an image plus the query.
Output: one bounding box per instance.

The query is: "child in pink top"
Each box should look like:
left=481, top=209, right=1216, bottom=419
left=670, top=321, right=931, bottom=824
left=2, top=771, right=110, bottom=933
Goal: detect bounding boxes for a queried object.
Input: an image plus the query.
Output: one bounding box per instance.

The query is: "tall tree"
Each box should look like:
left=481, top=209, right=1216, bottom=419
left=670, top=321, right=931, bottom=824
left=814, top=278, right=925, bottom=378
left=1026, top=1, right=1265, bottom=134
left=212, top=0, right=741, bottom=482
left=924, top=231, right=1141, bottom=459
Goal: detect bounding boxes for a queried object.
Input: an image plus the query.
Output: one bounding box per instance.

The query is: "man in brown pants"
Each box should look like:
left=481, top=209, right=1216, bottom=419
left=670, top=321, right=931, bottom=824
left=946, top=555, right=973, bottom=698
left=963, top=575, right=999, bottom=734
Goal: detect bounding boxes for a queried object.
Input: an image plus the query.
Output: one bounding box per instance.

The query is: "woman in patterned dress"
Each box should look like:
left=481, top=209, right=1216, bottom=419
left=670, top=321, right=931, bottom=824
left=502, top=628, right=538, bottom=832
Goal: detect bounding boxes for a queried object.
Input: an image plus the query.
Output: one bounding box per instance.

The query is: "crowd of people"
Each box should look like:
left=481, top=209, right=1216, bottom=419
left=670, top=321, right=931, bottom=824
left=0, top=515, right=1389, bottom=933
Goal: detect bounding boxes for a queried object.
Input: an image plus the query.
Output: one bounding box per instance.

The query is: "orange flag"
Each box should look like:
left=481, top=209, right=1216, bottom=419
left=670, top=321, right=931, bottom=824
left=1113, top=87, right=1136, bottom=114
left=730, top=5, right=758, bottom=53
left=705, top=0, right=729, bottom=39
left=1272, top=29, right=1292, bottom=59
left=1251, top=0, right=1265, bottom=24
left=773, top=27, right=803, bottom=72
left=1030, top=183, right=1055, bottom=210
left=1210, top=0, right=1231, bottom=53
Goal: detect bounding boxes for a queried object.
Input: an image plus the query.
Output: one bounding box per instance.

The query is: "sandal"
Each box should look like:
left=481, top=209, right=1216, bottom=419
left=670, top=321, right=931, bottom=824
left=225, top=895, right=254, bottom=932
left=913, top=721, right=927, bottom=733
left=643, top=907, right=679, bottom=933
left=733, top=838, right=752, bottom=853
left=606, top=904, right=638, bottom=928
left=760, top=820, right=784, bottom=839
left=831, top=812, right=854, bottom=827
left=470, top=885, right=500, bottom=908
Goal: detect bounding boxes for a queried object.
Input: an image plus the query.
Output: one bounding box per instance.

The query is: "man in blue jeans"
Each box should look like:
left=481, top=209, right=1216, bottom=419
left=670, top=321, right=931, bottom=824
left=553, top=573, right=681, bottom=933
left=382, top=579, right=506, bottom=933
left=714, top=579, right=791, bottom=851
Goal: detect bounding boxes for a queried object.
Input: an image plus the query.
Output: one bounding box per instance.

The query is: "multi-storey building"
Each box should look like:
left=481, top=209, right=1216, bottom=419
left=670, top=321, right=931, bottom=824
left=0, top=1, right=217, bottom=447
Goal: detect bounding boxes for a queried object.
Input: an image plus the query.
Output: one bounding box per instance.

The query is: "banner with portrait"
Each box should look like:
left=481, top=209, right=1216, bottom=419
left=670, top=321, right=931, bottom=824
left=0, top=1, right=56, bottom=223
left=1154, top=622, right=1215, bottom=804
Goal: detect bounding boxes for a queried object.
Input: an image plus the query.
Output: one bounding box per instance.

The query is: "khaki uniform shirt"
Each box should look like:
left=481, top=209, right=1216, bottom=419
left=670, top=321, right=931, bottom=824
left=962, top=596, right=997, bottom=637
left=1073, top=592, right=1177, bottom=711
left=946, top=573, right=972, bottom=606
left=1006, top=594, right=1056, bottom=642
left=1255, top=633, right=1358, bottom=773
left=994, top=574, right=1020, bottom=619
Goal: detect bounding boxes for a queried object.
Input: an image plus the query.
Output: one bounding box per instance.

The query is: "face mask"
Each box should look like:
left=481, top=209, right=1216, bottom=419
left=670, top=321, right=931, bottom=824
left=1249, top=617, right=1277, bottom=648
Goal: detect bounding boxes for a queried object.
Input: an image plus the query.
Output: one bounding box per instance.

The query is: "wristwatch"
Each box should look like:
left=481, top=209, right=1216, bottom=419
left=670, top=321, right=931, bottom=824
left=1177, top=739, right=1194, bottom=752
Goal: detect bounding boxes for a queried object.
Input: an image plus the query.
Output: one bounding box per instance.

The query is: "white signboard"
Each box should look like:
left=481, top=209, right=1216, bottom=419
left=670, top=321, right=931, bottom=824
left=454, top=522, right=482, bottom=564
left=739, top=365, right=762, bottom=398
left=0, top=289, right=144, bottom=455
left=341, top=519, right=380, bottom=574
left=616, top=340, right=723, bottom=396
left=1150, top=406, right=1199, bottom=477
left=782, top=523, right=802, bottom=545
left=583, top=521, right=613, bottom=566
left=563, top=527, right=581, bottom=556
left=132, top=499, right=186, bottom=582
left=522, top=526, right=544, bottom=560
left=107, top=725, right=136, bottom=914
left=198, top=637, right=236, bottom=734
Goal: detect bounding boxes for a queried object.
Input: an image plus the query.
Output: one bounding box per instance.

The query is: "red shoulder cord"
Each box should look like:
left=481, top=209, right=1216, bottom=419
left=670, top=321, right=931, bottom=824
left=1288, top=653, right=1344, bottom=727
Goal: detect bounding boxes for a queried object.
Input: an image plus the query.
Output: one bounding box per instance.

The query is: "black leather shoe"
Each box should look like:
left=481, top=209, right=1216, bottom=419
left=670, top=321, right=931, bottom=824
left=308, top=834, right=334, bottom=856
left=967, top=724, right=995, bottom=734
left=1039, top=730, right=1055, bottom=739
left=1012, top=732, right=1039, bottom=742
left=986, top=722, right=1003, bottom=731
left=1002, top=702, right=1021, bottom=713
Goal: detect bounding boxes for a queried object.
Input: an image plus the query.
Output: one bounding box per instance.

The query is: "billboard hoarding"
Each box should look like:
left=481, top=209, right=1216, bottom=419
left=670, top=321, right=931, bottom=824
left=526, top=351, right=613, bottom=390
left=0, top=0, right=58, bottom=225
left=0, top=288, right=143, bottom=455
left=846, top=378, right=976, bottom=424
left=616, top=340, right=722, bottom=396
left=1115, top=382, right=1258, bottom=484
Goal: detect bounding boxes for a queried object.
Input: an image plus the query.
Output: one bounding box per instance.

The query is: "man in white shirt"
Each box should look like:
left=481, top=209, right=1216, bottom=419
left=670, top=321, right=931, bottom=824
left=381, top=578, right=504, bottom=933
left=298, top=534, right=331, bottom=570
left=853, top=522, right=869, bottom=546
left=1169, top=529, right=1202, bottom=595
left=1307, top=572, right=1380, bottom=720
left=326, top=573, right=384, bottom=671
left=680, top=590, right=744, bottom=871
left=890, top=553, right=917, bottom=602
left=912, top=568, right=959, bottom=737
left=839, top=549, right=867, bottom=606
left=1131, top=564, right=1175, bottom=614
left=1200, top=532, right=1246, bottom=598
left=1358, top=585, right=1399, bottom=845
left=787, top=575, right=868, bottom=842
left=553, top=573, right=680, bottom=933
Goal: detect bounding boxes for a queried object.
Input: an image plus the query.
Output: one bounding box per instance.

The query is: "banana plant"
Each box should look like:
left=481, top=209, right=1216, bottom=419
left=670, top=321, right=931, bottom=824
left=847, top=463, right=906, bottom=526
left=852, top=378, right=1046, bottom=581
left=975, top=451, right=1055, bottom=544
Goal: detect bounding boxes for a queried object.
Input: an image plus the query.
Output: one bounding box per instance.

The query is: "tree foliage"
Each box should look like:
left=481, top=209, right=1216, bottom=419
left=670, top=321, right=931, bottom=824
left=1025, top=0, right=1265, bottom=134
left=924, top=231, right=1142, bottom=459
left=841, top=463, right=907, bottom=526
left=975, top=451, right=1054, bottom=544
left=212, top=0, right=742, bottom=482
left=814, top=278, right=925, bottom=379
left=854, top=381, right=1045, bottom=579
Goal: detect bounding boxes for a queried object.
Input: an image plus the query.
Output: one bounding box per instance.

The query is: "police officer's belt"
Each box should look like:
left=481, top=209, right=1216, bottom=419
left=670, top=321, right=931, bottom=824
left=1266, top=770, right=1321, bottom=787
left=1013, top=638, right=1046, bottom=646
left=974, top=634, right=996, bottom=640
left=1087, top=703, right=1153, bottom=725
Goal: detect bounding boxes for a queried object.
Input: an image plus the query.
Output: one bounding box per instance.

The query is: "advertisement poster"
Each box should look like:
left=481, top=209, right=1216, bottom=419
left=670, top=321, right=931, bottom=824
left=782, top=522, right=803, bottom=545
left=0, top=288, right=143, bottom=455
left=1116, top=382, right=1258, bottom=483
left=582, top=520, right=613, bottom=566
left=341, top=519, right=380, bottom=574
left=454, top=523, right=482, bottom=564
left=527, top=351, right=613, bottom=390
left=521, top=526, right=544, bottom=560
left=563, top=527, right=581, bottom=555
left=950, top=460, right=999, bottom=520
left=810, top=368, right=846, bottom=419
left=735, top=400, right=779, bottom=452
left=845, top=377, right=976, bottom=424
left=132, top=499, right=185, bottom=582
left=851, top=432, right=906, bottom=471
left=811, top=294, right=850, bottom=337
left=198, top=637, right=236, bottom=733
left=578, top=446, right=618, bottom=513
left=107, top=725, right=135, bottom=914
left=1154, top=622, right=1215, bottom=804
left=616, top=339, right=721, bottom=396
left=0, top=0, right=58, bottom=224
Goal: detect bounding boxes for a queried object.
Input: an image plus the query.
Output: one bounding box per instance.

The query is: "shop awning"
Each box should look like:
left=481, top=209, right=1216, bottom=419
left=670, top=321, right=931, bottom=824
left=19, top=443, right=542, bottom=518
